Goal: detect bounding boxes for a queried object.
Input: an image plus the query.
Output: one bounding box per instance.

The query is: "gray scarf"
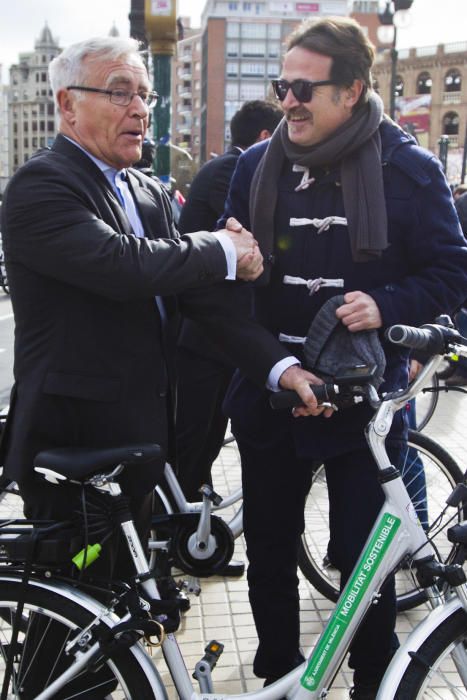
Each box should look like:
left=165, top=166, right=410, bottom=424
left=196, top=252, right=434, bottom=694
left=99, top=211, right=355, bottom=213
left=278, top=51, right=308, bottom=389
left=250, top=92, right=387, bottom=285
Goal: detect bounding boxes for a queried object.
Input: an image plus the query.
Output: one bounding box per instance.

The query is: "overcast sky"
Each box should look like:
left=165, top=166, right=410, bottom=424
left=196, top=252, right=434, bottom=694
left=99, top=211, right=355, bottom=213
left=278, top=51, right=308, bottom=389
left=1, top=0, right=466, bottom=82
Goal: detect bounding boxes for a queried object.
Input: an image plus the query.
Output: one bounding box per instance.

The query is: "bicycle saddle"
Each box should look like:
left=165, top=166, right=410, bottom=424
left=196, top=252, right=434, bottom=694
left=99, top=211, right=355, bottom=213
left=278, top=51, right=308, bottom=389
left=33, top=444, right=164, bottom=483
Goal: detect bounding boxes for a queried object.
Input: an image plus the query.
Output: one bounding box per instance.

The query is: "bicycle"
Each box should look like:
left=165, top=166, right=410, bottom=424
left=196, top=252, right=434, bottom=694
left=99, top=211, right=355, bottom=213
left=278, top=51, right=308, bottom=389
left=0, top=398, right=460, bottom=613
left=0, top=320, right=466, bottom=698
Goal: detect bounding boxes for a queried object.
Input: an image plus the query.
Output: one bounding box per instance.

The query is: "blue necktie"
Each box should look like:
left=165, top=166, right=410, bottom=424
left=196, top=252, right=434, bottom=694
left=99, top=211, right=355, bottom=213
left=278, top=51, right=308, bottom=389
left=112, top=170, right=167, bottom=324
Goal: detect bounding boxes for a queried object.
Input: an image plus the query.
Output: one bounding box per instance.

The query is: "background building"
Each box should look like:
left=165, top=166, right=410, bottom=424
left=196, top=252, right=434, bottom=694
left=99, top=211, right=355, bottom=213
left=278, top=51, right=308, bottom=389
left=373, top=41, right=467, bottom=184
left=0, top=78, right=9, bottom=196
left=7, top=24, right=61, bottom=175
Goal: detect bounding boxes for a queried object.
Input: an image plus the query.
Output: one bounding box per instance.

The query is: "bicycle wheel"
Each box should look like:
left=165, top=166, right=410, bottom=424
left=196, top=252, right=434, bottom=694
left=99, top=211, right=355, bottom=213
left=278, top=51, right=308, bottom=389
left=0, top=578, right=157, bottom=699
left=414, top=373, right=439, bottom=431
left=298, top=429, right=464, bottom=611
left=393, top=606, right=467, bottom=698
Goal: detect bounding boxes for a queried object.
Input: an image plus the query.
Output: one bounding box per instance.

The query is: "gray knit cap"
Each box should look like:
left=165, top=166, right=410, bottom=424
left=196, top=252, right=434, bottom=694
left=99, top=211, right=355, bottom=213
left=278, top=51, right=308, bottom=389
left=303, top=295, right=386, bottom=387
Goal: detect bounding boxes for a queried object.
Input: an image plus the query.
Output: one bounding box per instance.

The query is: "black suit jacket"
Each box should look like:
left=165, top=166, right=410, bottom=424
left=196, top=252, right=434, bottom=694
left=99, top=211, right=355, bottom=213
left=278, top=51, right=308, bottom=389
left=1, top=135, right=288, bottom=493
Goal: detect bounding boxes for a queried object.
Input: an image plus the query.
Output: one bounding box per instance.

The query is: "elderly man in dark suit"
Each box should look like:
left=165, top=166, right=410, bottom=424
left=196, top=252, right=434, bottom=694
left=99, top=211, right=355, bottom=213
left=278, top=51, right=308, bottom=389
left=1, top=37, right=321, bottom=536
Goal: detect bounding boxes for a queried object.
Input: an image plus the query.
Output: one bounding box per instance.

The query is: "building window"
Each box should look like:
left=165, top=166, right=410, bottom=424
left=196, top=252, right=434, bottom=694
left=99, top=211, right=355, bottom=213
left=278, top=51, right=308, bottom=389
left=444, top=69, right=461, bottom=92
left=442, top=111, right=459, bottom=135
left=228, top=1, right=238, bottom=9
left=226, top=82, right=239, bottom=100
left=241, top=41, right=266, bottom=57
left=268, top=24, right=281, bottom=39
left=47, top=120, right=55, bottom=131
left=416, top=72, right=432, bottom=95
left=243, top=1, right=252, bottom=8
left=239, top=82, right=266, bottom=99
left=241, top=62, right=265, bottom=77
left=267, top=62, right=280, bottom=77
left=226, top=62, right=239, bottom=77
left=242, top=22, right=267, bottom=38
left=227, top=22, right=240, bottom=39
left=226, top=41, right=239, bottom=57
left=268, top=42, right=280, bottom=58
left=394, top=75, right=404, bottom=98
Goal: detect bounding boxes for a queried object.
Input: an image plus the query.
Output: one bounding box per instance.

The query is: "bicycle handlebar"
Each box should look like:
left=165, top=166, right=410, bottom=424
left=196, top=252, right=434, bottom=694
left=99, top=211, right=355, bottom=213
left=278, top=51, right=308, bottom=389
left=269, top=383, right=339, bottom=410
left=385, top=324, right=446, bottom=354
left=386, top=323, right=467, bottom=355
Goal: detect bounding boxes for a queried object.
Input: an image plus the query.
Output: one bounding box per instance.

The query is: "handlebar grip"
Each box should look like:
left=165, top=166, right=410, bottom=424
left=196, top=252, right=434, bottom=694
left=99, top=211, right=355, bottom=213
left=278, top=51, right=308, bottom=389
left=386, top=324, right=445, bottom=355
left=269, top=383, right=337, bottom=410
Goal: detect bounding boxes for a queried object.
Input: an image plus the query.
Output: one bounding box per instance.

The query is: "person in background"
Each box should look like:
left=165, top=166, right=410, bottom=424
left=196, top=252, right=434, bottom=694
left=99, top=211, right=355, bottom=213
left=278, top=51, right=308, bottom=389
left=175, top=101, right=283, bottom=525
left=134, top=137, right=185, bottom=225
left=219, top=17, right=467, bottom=698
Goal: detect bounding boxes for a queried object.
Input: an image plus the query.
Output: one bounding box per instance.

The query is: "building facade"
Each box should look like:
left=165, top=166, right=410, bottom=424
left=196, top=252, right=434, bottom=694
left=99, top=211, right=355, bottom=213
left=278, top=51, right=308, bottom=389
left=7, top=24, right=61, bottom=175
left=0, top=80, right=9, bottom=196
left=373, top=41, right=467, bottom=184
left=172, top=19, right=202, bottom=163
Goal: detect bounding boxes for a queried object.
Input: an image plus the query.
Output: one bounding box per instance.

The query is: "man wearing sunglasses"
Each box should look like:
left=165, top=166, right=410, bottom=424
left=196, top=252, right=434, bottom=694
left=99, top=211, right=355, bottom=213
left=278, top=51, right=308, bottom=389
left=219, top=16, right=467, bottom=700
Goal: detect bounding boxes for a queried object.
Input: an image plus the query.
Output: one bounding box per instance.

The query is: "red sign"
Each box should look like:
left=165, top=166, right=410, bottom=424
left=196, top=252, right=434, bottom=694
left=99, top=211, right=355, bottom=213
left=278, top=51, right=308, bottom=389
left=296, top=3, right=320, bottom=11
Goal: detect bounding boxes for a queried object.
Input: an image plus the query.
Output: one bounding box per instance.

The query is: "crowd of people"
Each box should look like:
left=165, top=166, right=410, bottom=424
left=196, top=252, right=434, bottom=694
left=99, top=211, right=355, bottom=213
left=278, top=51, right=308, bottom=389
left=1, top=15, right=467, bottom=700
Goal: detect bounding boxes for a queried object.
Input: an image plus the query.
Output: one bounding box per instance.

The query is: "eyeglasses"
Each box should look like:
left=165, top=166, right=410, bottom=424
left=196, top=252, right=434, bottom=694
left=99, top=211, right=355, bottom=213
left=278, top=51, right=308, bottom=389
left=271, top=78, right=337, bottom=103
left=66, top=86, right=159, bottom=108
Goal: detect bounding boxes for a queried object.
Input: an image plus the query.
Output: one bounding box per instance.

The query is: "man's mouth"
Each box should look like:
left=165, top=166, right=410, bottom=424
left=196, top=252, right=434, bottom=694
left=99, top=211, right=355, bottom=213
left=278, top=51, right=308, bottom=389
left=286, top=111, right=310, bottom=123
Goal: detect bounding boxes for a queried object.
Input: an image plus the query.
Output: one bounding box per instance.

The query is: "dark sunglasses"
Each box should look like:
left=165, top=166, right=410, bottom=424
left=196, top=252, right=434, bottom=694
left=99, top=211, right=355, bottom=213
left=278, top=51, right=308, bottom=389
left=271, top=78, right=337, bottom=103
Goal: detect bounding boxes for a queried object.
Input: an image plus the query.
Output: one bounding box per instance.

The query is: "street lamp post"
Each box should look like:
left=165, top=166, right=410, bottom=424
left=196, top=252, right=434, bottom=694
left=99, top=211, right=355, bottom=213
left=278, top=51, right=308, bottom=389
left=377, top=1, right=413, bottom=121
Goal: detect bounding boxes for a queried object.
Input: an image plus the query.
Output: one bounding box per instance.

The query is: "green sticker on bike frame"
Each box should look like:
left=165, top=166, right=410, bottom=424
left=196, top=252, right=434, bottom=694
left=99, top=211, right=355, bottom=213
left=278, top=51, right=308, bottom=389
left=301, top=512, right=401, bottom=691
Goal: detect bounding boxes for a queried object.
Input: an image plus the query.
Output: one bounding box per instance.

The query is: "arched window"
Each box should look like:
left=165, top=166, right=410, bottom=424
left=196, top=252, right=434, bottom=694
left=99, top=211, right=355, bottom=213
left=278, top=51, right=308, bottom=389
left=444, top=69, right=461, bottom=92
left=394, top=75, right=404, bottom=98
left=416, top=72, right=432, bottom=95
left=442, top=111, right=459, bottom=136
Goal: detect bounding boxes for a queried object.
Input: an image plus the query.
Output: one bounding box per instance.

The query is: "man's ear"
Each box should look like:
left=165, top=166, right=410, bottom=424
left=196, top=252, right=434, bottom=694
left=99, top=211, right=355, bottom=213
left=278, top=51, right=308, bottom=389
left=256, top=129, right=272, bottom=143
left=345, top=79, right=364, bottom=109
left=56, top=88, right=77, bottom=124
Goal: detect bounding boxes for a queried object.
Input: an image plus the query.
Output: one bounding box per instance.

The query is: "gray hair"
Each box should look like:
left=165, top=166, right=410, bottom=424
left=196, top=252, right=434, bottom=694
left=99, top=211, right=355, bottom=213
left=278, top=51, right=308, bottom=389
left=49, top=36, right=145, bottom=111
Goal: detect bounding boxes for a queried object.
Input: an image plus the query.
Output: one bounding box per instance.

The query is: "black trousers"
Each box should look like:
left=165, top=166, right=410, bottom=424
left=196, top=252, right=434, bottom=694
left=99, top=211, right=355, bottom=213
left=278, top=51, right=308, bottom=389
left=236, top=430, right=399, bottom=685
left=175, top=345, right=234, bottom=501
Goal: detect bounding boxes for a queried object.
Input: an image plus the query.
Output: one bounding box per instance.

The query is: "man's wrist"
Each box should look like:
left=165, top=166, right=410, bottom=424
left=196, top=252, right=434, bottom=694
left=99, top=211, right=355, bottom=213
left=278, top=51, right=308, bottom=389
left=267, top=357, right=300, bottom=391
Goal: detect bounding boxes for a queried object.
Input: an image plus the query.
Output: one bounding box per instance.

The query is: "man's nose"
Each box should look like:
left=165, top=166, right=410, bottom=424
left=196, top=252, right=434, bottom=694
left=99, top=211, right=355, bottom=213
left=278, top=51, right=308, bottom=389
left=129, top=93, right=149, bottom=116
left=281, top=87, right=300, bottom=109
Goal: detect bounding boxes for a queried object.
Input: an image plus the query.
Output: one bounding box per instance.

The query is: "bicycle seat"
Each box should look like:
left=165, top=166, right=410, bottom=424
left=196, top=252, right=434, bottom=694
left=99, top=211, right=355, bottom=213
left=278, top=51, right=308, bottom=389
left=33, top=444, right=164, bottom=483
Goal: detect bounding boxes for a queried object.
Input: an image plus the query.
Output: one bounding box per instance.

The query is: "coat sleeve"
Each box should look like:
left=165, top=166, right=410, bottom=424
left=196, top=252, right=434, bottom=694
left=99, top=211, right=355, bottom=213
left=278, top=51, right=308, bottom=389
left=369, top=152, right=467, bottom=328
left=2, top=159, right=228, bottom=302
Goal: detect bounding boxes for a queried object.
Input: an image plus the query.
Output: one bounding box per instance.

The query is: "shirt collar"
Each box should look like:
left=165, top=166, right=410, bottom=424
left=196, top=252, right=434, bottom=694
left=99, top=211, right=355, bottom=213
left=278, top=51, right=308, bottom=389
left=62, top=135, right=126, bottom=187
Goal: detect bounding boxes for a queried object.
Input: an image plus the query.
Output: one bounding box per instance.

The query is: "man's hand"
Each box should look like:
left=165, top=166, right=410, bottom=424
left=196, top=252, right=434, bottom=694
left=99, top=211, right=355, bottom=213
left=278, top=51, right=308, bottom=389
left=237, top=247, right=264, bottom=281
left=279, top=365, right=334, bottom=418
left=335, top=291, right=382, bottom=332
left=409, top=358, right=423, bottom=382
left=220, top=217, right=264, bottom=281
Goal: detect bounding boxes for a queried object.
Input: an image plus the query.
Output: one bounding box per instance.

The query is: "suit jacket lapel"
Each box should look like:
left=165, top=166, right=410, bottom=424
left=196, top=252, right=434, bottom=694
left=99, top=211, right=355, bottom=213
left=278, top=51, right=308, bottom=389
left=52, top=134, right=133, bottom=236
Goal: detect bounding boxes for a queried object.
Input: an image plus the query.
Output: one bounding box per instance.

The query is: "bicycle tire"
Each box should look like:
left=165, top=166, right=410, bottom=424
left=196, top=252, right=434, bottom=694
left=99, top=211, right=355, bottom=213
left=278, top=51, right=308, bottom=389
left=393, top=606, right=467, bottom=698
left=298, top=429, right=464, bottom=611
left=414, top=373, right=439, bottom=431
left=0, top=578, right=157, bottom=699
